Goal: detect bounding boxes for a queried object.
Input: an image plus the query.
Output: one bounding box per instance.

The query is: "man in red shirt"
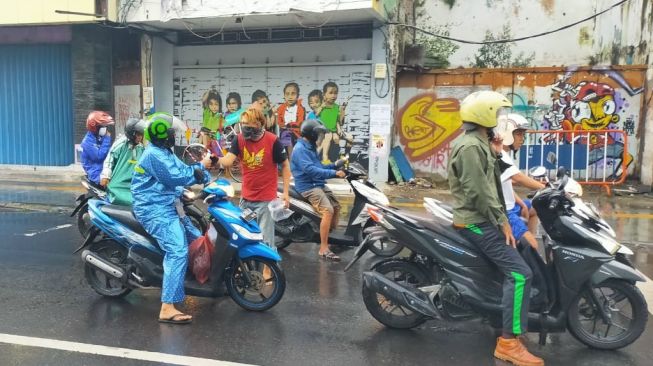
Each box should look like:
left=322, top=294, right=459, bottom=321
left=218, top=108, right=291, bottom=249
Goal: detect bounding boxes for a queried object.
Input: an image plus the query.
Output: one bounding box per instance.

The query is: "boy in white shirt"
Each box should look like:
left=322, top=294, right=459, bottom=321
left=493, top=114, right=545, bottom=249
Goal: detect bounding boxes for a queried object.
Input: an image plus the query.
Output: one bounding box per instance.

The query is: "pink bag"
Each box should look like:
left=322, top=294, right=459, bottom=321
left=188, top=232, right=215, bottom=284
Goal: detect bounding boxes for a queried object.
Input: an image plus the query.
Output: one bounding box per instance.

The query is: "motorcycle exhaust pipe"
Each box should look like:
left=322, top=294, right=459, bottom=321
left=81, top=250, right=126, bottom=280
left=363, top=271, right=441, bottom=319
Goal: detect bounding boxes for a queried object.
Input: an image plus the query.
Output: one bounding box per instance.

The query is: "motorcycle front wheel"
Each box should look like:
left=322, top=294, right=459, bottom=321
left=362, top=260, right=430, bottom=329
left=226, top=256, right=286, bottom=311
left=84, top=240, right=132, bottom=298
left=359, top=220, right=403, bottom=257
left=567, top=279, right=648, bottom=350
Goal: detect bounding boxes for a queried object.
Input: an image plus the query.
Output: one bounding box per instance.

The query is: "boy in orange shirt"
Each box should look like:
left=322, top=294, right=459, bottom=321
left=276, top=82, right=306, bottom=156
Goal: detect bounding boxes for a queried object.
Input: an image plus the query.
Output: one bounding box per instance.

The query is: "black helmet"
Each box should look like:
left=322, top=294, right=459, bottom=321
left=145, top=113, right=187, bottom=150
left=125, top=118, right=147, bottom=144
left=300, top=119, right=327, bottom=144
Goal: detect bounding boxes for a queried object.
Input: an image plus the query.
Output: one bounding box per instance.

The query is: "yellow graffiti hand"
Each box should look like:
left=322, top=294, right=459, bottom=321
left=398, top=95, right=462, bottom=160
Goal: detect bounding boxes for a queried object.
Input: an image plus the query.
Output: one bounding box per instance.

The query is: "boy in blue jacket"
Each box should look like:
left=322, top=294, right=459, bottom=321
left=291, top=119, right=346, bottom=261
left=80, top=111, right=114, bottom=185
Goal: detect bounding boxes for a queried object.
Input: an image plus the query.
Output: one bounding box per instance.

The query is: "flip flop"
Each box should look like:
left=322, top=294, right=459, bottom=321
left=319, top=251, right=341, bottom=262
left=158, top=313, right=193, bottom=325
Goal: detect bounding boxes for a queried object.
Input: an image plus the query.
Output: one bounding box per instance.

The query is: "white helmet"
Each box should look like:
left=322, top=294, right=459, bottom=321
left=495, top=113, right=529, bottom=146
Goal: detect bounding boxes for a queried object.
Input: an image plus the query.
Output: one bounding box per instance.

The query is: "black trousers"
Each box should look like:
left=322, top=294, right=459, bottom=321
left=458, top=222, right=533, bottom=335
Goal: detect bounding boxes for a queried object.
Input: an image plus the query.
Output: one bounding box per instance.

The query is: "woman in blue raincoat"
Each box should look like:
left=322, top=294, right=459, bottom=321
left=131, top=113, right=212, bottom=324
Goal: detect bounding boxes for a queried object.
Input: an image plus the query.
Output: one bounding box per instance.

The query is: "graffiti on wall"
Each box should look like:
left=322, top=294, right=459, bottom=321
left=395, top=67, right=645, bottom=180
left=532, top=69, right=644, bottom=178
left=396, top=94, right=462, bottom=163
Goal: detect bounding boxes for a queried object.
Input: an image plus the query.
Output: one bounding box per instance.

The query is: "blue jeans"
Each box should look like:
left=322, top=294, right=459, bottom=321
left=239, top=199, right=276, bottom=250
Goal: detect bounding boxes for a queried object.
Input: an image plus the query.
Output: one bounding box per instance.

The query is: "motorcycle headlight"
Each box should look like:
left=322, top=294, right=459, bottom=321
left=231, top=223, right=263, bottom=241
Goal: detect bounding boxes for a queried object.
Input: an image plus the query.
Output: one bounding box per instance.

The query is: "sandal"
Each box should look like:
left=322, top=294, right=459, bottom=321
left=158, top=313, right=193, bottom=325
left=319, top=251, right=341, bottom=262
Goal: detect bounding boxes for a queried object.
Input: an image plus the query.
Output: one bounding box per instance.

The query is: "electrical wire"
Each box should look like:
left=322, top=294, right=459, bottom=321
left=389, top=0, right=629, bottom=45
left=181, top=18, right=227, bottom=39
left=292, top=0, right=340, bottom=29
left=374, top=26, right=391, bottom=99
left=240, top=16, right=251, bottom=40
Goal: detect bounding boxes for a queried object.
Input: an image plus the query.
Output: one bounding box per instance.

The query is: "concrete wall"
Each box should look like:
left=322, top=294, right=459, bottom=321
left=125, top=0, right=376, bottom=22
left=418, top=0, right=652, bottom=68
left=395, top=66, right=647, bottom=182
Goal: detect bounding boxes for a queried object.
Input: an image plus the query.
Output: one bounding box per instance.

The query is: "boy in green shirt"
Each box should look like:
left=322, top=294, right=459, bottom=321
left=317, top=82, right=353, bottom=163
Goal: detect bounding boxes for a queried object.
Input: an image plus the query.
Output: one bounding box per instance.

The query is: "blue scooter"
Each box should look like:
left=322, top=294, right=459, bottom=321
left=75, top=178, right=286, bottom=312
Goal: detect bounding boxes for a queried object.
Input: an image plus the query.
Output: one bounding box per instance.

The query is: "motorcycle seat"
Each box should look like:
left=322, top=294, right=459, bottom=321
left=400, top=211, right=479, bottom=252
left=278, top=182, right=310, bottom=203
left=100, top=204, right=155, bottom=241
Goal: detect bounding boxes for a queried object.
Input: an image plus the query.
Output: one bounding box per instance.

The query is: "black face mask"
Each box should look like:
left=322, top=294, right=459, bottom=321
left=242, top=126, right=264, bottom=140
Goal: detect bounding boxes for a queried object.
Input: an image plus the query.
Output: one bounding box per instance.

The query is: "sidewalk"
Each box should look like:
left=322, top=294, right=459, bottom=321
left=2, top=164, right=650, bottom=212
left=0, top=164, right=447, bottom=209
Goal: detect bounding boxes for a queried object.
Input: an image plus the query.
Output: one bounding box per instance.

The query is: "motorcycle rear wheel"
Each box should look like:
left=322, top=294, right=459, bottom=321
left=84, top=240, right=132, bottom=298
left=362, top=260, right=430, bottom=329
left=226, top=256, right=286, bottom=311
left=567, top=279, right=647, bottom=350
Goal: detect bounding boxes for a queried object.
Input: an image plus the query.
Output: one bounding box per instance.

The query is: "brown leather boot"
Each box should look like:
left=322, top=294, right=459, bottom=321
left=494, top=337, right=544, bottom=366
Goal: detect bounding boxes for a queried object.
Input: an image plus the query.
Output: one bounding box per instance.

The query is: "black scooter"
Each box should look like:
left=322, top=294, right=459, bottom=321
left=346, top=167, right=648, bottom=350
left=274, top=161, right=401, bottom=257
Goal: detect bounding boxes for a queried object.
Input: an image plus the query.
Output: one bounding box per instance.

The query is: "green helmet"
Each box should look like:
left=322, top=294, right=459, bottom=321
left=145, top=113, right=186, bottom=149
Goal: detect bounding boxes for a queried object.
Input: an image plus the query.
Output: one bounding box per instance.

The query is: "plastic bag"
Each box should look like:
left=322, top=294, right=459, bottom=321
left=268, top=198, right=293, bottom=222
left=188, top=232, right=215, bottom=284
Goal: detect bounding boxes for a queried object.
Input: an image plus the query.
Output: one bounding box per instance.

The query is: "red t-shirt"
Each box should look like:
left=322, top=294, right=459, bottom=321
left=230, top=132, right=287, bottom=201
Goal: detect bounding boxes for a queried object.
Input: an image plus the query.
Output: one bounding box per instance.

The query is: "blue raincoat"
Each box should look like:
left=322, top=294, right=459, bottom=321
left=80, top=131, right=112, bottom=184
left=131, top=144, right=209, bottom=304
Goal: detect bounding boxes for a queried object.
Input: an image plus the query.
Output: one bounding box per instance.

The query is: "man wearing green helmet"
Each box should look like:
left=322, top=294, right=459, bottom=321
left=448, top=91, right=544, bottom=366
left=131, top=113, right=212, bottom=324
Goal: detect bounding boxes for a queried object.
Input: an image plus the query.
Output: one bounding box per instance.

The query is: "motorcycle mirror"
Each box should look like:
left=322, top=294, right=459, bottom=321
left=529, top=166, right=547, bottom=178
left=556, top=166, right=568, bottom=179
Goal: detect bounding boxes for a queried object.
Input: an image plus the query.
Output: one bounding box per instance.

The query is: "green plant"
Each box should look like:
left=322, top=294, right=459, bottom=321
left=442, top=0, right=456, bottom=9
left=416, top=26, right=459, bottom=68
left=473, top=24, right=535, bottom=68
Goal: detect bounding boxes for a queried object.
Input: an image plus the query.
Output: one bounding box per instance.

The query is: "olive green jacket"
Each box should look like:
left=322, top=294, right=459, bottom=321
left=448, top=129, right=507, bottom=227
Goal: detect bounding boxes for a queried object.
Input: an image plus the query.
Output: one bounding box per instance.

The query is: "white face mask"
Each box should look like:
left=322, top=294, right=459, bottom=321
left=98, top=127, right=107, bottom=137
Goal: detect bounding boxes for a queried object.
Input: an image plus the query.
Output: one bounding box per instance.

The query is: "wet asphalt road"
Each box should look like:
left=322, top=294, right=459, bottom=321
left=2, top=204, right=653, bottom=365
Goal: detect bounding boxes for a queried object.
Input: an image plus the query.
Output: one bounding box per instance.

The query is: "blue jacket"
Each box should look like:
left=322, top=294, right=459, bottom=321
left=131, top=144, right=210, bottom=222
left=80, top=131, right=112, bottom=184
left=291, top=138, right=336, bottom=193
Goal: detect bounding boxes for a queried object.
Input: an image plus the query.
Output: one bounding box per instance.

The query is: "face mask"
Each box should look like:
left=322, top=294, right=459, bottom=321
left=98, top=127, right=107, bottom=137
left=242, top=126, right=263, bottom=140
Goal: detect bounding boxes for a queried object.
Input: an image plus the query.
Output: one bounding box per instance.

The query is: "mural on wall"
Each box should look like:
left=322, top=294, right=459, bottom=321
left=395, top=67, right=645, bottom=181
left=397, top=94, right=461, bottom=162
left=530, top=68, right=644, bottom=179
left=172, top=65, right=371, bottom=164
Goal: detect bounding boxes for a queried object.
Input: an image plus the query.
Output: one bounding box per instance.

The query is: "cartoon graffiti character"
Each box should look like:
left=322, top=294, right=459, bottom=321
left=568, top=82, right=619, bottom=130
left=557, top=81, right=633, bottom=179
left=397, top=95, right=462, bottom=161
